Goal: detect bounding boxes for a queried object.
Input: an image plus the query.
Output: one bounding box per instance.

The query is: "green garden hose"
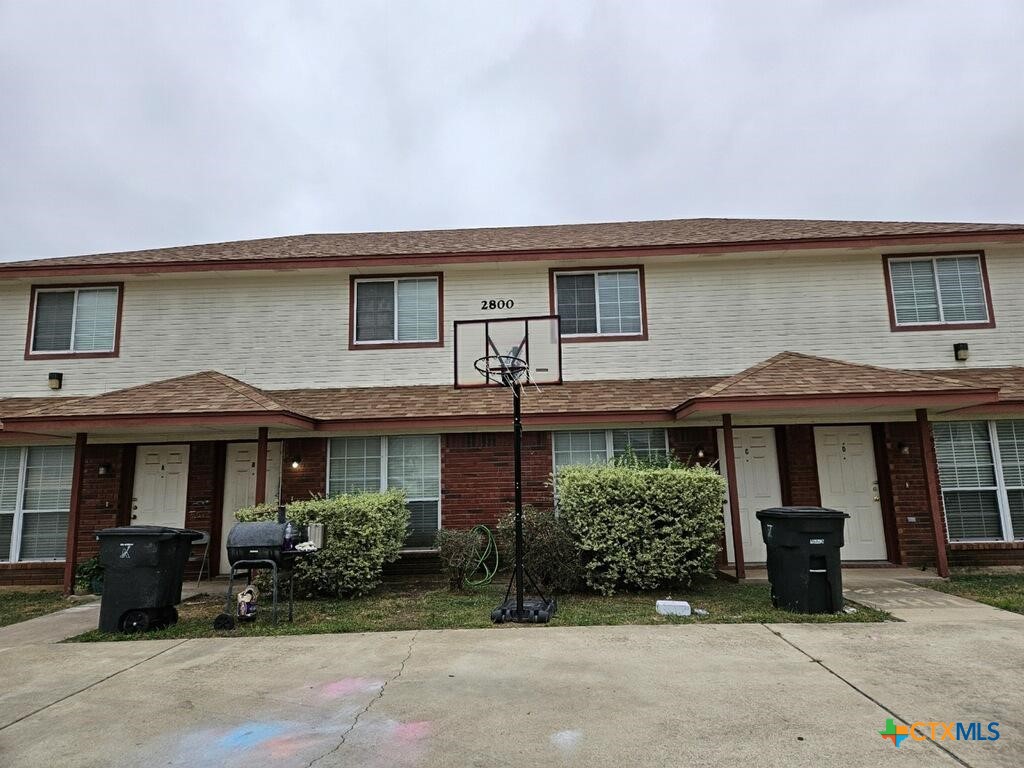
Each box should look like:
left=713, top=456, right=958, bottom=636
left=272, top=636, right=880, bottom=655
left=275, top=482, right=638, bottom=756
left=465, top=524, right=500, bottom=587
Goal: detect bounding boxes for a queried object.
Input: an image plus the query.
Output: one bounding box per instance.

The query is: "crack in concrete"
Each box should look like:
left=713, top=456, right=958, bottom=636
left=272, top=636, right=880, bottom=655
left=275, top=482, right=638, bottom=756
left=0, top=639, right=191, bottom=732
left=761, top=625, right=973, bottom=768
left=306, top=631, right=418, bottom=768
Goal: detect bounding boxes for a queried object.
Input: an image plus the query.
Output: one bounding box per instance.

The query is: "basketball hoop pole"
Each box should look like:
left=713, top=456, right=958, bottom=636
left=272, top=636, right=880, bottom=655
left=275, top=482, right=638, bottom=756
left=512, top=380, right=525, bottom=615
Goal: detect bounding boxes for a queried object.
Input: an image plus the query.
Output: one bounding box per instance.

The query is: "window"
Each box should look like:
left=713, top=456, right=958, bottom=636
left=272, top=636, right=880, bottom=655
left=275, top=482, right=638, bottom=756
left=885, top=253, right=993, bottom=329
left=553, top=429, right=668, bottom=473
left=351, top=275, right=441, bottom=347
left=551, top=267, right=645, bottom=338
left=0, top=446, right=74, bottom=562
left=327, top=435, right=440, bottom=547
left=933, top=421, right=1024, bottom=542
left=28, top=285, right=122, bottom=356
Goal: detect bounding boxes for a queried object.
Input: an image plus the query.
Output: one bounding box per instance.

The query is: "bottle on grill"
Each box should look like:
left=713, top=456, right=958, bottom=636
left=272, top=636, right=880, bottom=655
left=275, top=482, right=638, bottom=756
left=283, top=521, right=296, bottom=551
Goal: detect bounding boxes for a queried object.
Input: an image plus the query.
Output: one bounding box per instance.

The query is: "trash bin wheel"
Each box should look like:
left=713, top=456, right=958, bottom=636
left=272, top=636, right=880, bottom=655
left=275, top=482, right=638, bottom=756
left=151, top=606, right=178, bottom=630
left=213, top=612, right=236, bottom=631
left=120, top=609, right=151, bottom=633
left=163, top=606, right=179, bottom=627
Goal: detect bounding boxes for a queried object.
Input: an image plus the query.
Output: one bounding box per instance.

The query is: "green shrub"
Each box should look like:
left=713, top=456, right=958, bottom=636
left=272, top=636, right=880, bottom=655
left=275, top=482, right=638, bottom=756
left=435, top=528, right=485, bottom=591
left=234, top=491, right=409, bottom=597
left=496, top=505, right=583, bottom=594
left=555, top=464, right=725, bottom=595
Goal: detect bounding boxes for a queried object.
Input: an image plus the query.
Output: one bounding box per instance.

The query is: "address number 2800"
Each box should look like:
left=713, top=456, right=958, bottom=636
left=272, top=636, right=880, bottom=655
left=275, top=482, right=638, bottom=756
left=480, top=299, right=515, bottom=310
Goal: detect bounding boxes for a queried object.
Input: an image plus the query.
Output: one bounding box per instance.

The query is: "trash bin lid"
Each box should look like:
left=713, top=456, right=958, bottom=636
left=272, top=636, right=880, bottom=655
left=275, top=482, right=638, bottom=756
left=96, top=526, right=204, bottom=541
left=755, top=506, right=850, bottom=519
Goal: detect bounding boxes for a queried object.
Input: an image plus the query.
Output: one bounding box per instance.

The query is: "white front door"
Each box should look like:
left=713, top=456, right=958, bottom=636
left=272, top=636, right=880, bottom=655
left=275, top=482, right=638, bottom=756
left=220, top=442, right=282, bottom=574
left=717, top=427, right=782, bottom=563
left=131, top=445, right=190, bottom=528
left=814, top=426, right=888, bottom=560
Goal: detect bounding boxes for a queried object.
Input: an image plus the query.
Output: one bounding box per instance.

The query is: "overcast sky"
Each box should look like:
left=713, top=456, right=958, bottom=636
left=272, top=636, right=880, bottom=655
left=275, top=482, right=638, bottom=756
left=1, top=1, right=1022, bottom=261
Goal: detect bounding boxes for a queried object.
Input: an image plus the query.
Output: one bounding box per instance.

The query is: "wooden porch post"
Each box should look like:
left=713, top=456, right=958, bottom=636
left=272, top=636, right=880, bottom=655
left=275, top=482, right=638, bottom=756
left=916, top=409, right=950, bottom=578
left=722, top=414, right=745, bottom=580
left=254, top=427, right=269, bottom=505
left=62, top=432, right=88, bottom=596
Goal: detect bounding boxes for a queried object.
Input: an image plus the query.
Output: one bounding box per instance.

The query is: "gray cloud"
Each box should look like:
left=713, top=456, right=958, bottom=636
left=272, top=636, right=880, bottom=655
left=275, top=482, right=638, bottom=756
left=1, top=0, right=1022, bottom=261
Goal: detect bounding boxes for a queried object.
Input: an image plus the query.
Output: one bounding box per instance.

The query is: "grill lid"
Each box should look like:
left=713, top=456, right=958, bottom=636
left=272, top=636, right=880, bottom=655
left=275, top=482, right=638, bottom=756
left=226, top=521, right=287, bottom=548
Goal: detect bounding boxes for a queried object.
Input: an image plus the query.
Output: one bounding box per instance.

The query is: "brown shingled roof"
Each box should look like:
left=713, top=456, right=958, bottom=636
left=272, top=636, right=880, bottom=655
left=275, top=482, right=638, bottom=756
left=273, top=377, right=722, bottom=422
left=920, top=367, right=1024, bottom=401
left=14, top=371, right=312, bottom=419
left=691, top=352, right=974, bottom=401
left=3, top=217, right=1023, bottom=273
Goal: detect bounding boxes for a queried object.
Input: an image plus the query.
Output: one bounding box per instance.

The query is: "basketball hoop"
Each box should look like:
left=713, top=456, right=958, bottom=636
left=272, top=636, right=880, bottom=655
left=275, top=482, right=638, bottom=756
left=473, top=354, right=529, bottom=388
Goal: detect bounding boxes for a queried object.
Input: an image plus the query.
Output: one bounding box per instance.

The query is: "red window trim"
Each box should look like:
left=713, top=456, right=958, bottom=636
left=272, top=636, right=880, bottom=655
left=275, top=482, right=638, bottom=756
left=548, top=264, right=649, bottom=343
left=348, top=272, right=444, bottom=350
left=24, top=282, right=125, bottom=360
left=882, top=251, right=996, bottom=332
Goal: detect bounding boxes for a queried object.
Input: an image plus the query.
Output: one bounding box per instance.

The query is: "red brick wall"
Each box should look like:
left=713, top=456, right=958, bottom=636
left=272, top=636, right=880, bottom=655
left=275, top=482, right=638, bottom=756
left=777, top=425, right=821, bottom=506
left=441, top=431, right=553, bottom=529
left=668, top=427, right=718, bottom=466
left=75, top=444, right=130, bottom=562
left=0, top=563, right=64, bottom=587
left=280, top=438, right=327, bottom=502
left=885, top=421, right=943, bottom=568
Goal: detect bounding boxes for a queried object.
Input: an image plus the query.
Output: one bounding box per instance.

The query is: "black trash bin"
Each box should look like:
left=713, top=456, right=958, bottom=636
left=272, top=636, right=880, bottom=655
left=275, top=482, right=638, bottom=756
left=755, top=507, right=849, bottom=614
left=96, top=526, right=203, bottom=632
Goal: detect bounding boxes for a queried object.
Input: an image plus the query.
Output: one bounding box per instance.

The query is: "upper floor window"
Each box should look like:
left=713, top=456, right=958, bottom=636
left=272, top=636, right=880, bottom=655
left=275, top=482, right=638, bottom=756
left=350, top=274, right=442, bottom=348
left=885, top=252, right=994, bottom=330
left=933, top=420, right=1024, bottom=543
left=550, top=267, right=646, bottom=340
left=28, top=285, right=122, bottom=356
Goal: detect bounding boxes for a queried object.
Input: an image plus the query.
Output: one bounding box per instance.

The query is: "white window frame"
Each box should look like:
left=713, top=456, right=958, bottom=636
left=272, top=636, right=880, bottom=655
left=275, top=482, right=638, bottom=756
left=1, top=446, right=71, bottom=563
left=551, top=428, right=670, bottom=472
left=936, top=420, right=1020, bottom=543
left=887, top=254, right=990, bottom=327
left=553, top=268, right=644, bottom=338
left=352, top=276, right=440, bottom=345
left=29, top=285, right=120, bottom=355
left=325, top=435, right=442, bottom=549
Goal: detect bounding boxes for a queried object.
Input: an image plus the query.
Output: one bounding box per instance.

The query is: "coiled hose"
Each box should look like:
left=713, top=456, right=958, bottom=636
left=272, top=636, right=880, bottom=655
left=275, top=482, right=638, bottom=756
left=465, top=524, right=500, bottom=587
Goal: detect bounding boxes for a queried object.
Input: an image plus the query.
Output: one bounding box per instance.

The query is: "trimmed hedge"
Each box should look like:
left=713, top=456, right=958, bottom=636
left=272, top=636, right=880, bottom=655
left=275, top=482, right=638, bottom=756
left=235, top=491, right=409, bottom=597
left=555, top=464, right=725, bottom=595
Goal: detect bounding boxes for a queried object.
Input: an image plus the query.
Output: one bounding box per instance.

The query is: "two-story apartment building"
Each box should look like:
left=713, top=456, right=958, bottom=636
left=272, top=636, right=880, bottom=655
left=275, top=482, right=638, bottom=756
left=2, top=218, right=1024, bottom=592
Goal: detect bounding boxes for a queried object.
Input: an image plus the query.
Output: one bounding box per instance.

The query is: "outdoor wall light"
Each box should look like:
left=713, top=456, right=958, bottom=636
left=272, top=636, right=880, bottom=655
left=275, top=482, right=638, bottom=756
left=47, top=372, right=63, bottom=390
left=898, top=442, right=911, bottom=456
left=290, top=457, right=301, bottom=469
left=695, top=446, right=706, bottom=460
left=954, top=343, right=970, bottom=362
left=97, top=463, right=113, bottom=476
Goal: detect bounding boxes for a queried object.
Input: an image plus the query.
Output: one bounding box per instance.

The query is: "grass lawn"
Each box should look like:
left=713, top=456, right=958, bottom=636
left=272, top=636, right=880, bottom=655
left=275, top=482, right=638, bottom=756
left=0, top=589, right=68, bottom=628
left=931, top=573, right=1024, bottom=615
left=67, top=577, right=891, bottom=642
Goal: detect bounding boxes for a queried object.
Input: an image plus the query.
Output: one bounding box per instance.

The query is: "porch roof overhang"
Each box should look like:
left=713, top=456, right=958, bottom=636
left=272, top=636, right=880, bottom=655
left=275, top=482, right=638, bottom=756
left=2, top=354, right=1023, bottom=439
left=671, top=352, right=1003, bottom=421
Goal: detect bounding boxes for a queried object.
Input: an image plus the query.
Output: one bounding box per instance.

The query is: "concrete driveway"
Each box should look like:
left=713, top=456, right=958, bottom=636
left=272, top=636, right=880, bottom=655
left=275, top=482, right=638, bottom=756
left=1, top=604, right=1022, bottom=768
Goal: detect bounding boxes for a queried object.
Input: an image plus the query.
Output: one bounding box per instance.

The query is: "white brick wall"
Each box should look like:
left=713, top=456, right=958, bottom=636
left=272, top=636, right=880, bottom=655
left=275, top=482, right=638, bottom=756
left=2, top=245, right=1021, bottom=397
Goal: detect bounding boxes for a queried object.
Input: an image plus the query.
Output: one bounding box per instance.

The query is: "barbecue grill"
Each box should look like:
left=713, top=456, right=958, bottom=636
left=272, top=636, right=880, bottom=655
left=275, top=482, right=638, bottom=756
left=215, top=511, right=315, bottom=629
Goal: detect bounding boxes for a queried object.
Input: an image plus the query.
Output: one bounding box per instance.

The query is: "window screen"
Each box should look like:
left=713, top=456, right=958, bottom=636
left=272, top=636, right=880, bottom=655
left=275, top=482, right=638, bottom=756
left=354, top=282, right=396, bottom=342
left=32, top=291, right=76, bottom=351
left=555, top=274, right=598, bottom=335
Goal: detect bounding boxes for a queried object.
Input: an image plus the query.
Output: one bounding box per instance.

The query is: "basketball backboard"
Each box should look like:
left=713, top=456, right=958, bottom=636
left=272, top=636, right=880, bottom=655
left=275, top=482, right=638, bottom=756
left=454, top=315, right=562, bottom=388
